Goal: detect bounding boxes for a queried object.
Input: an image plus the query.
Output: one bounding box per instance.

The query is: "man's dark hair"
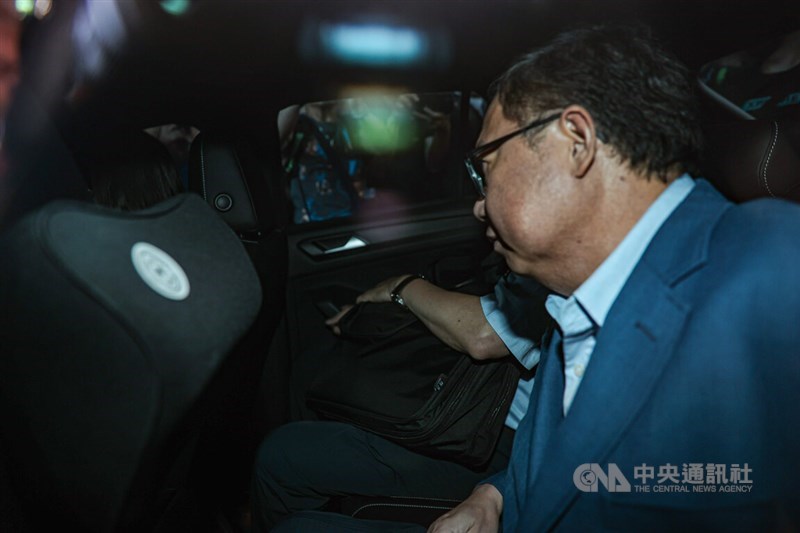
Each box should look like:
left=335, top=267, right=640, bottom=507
left=88, top=131, right=182, bottom=211
left=490, top=25, right=703, bottom=181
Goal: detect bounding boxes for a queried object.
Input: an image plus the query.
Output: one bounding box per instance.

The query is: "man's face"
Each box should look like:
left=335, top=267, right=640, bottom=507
left=472, top=99, right=587, bottom=279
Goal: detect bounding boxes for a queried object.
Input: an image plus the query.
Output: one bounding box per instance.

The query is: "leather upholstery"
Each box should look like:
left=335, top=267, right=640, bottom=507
left=188, top=133, right=262, bottom=233
left=186, top=131, right=290, bottom=510
left=340, top=495, right=459, bottom=526
left=702, top=119, right=800, bottom=203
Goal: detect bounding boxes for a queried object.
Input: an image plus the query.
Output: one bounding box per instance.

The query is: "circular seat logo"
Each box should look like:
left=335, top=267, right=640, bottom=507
left=131, top=242, right=190, bottom=301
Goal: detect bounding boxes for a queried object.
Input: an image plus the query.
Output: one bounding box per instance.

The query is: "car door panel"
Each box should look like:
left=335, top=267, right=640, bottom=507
left=285, top=206, right=489, bottom=357
left=267, top=203, right=490, bottom=423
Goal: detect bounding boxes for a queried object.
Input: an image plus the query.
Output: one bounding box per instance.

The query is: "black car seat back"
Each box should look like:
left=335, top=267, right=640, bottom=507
left=0, top=193, right=262, bottom=531
left=189, top=132, right=286, bottom=233
left=702, top=119, right=800, bottom=203
left=187, top=132, right=289, bottom=505
left=188, top=132, right=287, bottom=329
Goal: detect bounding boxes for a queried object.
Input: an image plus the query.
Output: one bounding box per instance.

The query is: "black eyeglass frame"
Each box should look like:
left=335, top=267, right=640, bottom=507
left=464, top=112, right=562, bottom=196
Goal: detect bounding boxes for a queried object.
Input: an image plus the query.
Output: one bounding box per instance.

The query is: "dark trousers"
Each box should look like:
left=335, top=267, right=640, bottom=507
left=251, top=421, right=514, bottom=532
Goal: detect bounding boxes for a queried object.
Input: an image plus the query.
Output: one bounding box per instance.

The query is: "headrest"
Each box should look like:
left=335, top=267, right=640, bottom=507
left=701, top=119, right=800, bottom=203
left=188, top=133, right=262, bottom=234
left=0, top=193, right=261, bottom=530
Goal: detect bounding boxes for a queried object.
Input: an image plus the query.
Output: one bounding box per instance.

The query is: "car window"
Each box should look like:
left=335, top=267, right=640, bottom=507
left=279, top=92, right=484, bottom=225
left=699, top=29, right=800, bottom=119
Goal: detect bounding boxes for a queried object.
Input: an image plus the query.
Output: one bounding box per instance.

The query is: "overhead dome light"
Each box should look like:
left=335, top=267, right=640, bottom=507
left=300, top=18, right=451, bottom=69
left=321, top=23, right=424, bottom=66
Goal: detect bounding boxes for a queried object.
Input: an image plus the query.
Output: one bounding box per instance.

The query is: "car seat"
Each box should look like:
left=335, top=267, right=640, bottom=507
left=702, top=119, right=800, bottom=202
left=0, top=194, right=262, bottom=531
left=187, top=132, right=289, bottom=510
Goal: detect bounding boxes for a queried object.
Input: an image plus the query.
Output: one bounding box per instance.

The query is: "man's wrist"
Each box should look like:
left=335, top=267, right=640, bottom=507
left=472, top=483, right=503, bottom=515
left=390, top=274, right=424, bottom=307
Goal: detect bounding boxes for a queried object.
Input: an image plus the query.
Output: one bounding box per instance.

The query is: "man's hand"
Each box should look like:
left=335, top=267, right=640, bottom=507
left=324, top=304, right=354, bottom=335
left=428, top=484, right=503, bottom=533
left=324, top=275, right=414, bottom=335
left=355, top=275, right=414, bottom=304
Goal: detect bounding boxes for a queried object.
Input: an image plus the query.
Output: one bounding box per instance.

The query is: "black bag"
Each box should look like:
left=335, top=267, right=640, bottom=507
left=305, top=300, right=522, bottom=468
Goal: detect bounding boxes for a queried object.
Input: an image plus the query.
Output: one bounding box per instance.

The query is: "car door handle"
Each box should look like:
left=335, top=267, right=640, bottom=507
left=312, top=235, right=368, bottom=255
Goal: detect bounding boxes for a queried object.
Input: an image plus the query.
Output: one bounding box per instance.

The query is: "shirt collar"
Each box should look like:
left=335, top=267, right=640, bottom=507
left=546, top=174, right=695, bottom=333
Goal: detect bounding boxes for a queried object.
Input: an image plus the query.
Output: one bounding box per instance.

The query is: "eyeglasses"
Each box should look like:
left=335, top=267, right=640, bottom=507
left=464, top=112, right=561, bottom=197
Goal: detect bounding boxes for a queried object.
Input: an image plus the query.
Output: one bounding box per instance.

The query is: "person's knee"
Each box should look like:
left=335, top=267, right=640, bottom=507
left=253, top=422, right=307, bottom=486
left=251, top=423, right=319, bottom=532
left=254, top=421, right=359, bottom=487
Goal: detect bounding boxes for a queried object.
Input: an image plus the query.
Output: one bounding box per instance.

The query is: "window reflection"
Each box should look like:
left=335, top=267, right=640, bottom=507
left=279, top=92, right=484, bottom=224
left=699, top=29, right=800, bottom=119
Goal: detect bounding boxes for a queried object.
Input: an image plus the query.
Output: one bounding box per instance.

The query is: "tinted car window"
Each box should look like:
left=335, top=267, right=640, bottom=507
left=279, top=92, right=483, bottom=224
left=699, top=29, right=800, bottom=119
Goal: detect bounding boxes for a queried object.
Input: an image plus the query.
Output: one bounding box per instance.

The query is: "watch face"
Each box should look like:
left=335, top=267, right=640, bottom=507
left=391, top=275, right=422, bottom=307
left=391, top=293, right=405, bottom=306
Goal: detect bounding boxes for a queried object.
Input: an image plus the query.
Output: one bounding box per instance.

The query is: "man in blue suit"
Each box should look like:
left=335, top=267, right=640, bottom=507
left=431, top=25, right=800, bottom=531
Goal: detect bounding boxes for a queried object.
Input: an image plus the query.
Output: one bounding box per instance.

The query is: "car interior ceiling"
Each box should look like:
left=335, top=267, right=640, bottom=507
left=2, top=0, right=794, bottom=222
left=13, top=0, right=800, bottom=126
left=1, top=0, right=799, bottom=531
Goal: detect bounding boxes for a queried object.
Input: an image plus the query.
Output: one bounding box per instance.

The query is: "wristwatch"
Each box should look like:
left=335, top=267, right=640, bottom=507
left=390, top=275, right=424, bottom=308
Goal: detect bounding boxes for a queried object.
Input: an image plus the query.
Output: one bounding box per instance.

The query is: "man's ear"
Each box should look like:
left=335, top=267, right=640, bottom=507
left=560, top=105, right=597, bottom=178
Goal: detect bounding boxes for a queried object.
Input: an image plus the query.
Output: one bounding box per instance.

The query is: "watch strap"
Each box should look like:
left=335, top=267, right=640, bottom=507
left=390, top=274, right=424, bottom=307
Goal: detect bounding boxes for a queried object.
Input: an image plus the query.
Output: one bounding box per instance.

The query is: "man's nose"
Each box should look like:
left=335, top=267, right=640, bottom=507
left=473, top=197, right=487, bottom=222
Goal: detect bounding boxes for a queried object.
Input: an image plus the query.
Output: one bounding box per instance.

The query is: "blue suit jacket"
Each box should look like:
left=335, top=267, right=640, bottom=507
left=489, top=180, right=800, bottom=531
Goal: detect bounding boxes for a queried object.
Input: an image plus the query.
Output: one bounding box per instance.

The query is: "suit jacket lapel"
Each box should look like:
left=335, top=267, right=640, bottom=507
left=525, top=327, right=565, bottom=482
left=517, top=181, right=731, bottom=531
left=524, top=267, right=689, bottom=531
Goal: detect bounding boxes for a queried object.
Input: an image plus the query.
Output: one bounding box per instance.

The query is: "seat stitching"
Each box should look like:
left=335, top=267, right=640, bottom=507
left=761, top=121, right=778, bottom=198
left=231, top=145, right=259, bottom=225
left=351, top=502, right=455, bottom=517
left=387, top=496, right=462, bottom=503
left=200, top=137, right=208, bottom=201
